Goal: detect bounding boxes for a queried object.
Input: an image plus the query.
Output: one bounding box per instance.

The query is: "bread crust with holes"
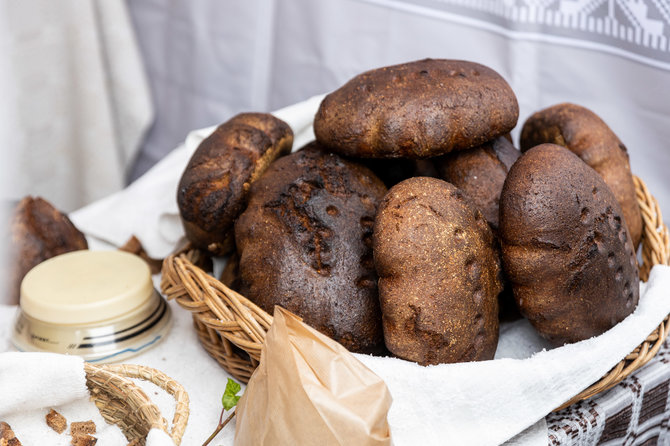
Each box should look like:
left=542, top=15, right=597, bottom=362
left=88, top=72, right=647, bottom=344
left=313, top=58, right=518, bottom=159
left=520, top=103, right=642, bottom=249
left=499, top=144, right=639, bottom=345
left=373, top=177, right=502, bottom=365
left=177, top=113, right=293, bottom=255
left=234, top=143, right=387, bottom=353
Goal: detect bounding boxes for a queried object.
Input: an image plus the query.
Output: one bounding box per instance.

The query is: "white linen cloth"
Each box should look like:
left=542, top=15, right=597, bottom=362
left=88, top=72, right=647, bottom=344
left=2, top=96, right=668, bottom=445
left=355, top=271, right=670, bottom=446
left=0, top=0, right=153, bottom=211
left=0, top=352, right=173, bottom=445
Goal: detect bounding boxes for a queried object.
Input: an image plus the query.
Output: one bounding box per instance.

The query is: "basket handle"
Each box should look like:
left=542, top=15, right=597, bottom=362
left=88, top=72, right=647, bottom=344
left=97, top=363, right=190, bottom=445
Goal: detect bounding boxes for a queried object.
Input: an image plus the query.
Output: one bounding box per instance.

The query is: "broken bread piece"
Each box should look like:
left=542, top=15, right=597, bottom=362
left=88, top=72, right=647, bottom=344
left=46, top=408, right=68, bottom=434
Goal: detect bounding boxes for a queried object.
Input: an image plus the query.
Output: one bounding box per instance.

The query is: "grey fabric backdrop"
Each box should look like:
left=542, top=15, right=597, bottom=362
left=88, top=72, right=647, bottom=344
left=126, top=0, right=670, bottom=225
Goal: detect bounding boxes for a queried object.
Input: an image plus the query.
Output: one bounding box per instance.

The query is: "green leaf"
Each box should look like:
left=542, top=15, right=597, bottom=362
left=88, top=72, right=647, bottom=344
left=221, top=378, right=242, bottom=411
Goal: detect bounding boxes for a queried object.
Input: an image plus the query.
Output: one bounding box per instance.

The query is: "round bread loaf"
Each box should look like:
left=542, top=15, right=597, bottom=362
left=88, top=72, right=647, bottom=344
left=6, top=197, right=88, bottom=304
left=435, top=135, right=520, bottom=231
left=373, top=177, right=502, bottom=365
left=520, top=103, right=642, bottom=249
left=499, top=144, right=639, bottom=345
left=177, top=113, right=293, bottom=255
left=314, top=59, right=519, bottom=159
left=235, top=143, right=387, bottom=353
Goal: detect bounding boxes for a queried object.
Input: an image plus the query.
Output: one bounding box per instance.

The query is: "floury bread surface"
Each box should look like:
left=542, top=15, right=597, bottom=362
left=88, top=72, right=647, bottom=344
left=235, top=143, right=387, bottom=353
left=177, top=113, right=293, bottom=255
left=499, top=144, right=639, bottom=345
left=373, top=177, right=502, bottom=365
left=520, top=103, right=642, bottom=249
left=314, top=59, right=518, bottom=159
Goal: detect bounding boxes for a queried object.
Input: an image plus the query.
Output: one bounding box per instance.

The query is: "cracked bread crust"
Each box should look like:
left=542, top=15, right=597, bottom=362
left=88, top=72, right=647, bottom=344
left=499, top=144, right=639, bottom=346
left=314, top=58, right=518, bottom=159
left=177, top=113, right=293, bottom=255
left=235, top=143, right=387, bottom=353
left=520, top=103, right=642, bottom=249
left=373, top=177, right=502, bottom=365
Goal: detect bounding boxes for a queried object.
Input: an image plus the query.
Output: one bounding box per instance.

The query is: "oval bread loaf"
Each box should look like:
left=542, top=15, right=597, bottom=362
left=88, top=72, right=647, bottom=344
left=235, top=143, right=387, bottom=353
left=520, top=103, right=642, bottom=249
left=499, top=143, right=639, bottom=345
left=373, top=177, right=502, bottom=365
left=314, top=59, right=519, bottom=159
left=177, top=113, right=293, bottom=255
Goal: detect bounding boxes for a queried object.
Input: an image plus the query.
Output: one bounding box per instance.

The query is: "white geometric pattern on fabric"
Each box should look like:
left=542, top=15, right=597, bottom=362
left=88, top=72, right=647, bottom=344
left=547, top=338, right=670, bottom=445
left=357, top=0, right=670, bottom=70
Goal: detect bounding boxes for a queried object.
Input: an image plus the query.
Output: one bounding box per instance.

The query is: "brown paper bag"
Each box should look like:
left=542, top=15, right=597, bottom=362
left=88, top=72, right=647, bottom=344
left=234, top=306, right=393, bottom=446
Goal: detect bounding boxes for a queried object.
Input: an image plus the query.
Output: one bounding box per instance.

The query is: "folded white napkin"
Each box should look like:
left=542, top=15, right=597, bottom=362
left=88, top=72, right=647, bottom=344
left=67, top=94, right=670, bottom=445
left=0, top=352, right=174, bottom=445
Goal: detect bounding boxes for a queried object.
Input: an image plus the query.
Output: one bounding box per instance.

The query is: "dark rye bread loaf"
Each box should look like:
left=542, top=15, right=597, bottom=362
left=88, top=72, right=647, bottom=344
left=520, top=103, right=642, bottom=249
left=177, top=113, right=293, bottom=255
left=435, top=135, right=520, bottom=231
left=314, top=59, right=519, bottom=159
left=499, top=144, right=639, bottom=345
left=6, top=197, right=88, bottom=304
left=373, top=177, right=502, bottom=365
left=235, top=143, right=387, bottom=353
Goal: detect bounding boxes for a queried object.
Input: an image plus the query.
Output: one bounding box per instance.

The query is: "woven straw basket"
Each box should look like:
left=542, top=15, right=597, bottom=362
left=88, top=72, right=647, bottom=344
left=160, top=175, right=670, bottom=411
left=84, top=363, right=189, bottom=445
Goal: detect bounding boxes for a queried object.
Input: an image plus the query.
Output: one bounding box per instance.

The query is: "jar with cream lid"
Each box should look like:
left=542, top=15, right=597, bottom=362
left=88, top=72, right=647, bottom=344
left=12, top=250, right=171, bottom=363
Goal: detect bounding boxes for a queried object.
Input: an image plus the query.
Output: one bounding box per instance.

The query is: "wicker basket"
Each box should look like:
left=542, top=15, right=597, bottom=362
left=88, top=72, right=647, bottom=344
left=160, top=175, right=670, bottom=410
left=84, top=363, right=189, bottom=445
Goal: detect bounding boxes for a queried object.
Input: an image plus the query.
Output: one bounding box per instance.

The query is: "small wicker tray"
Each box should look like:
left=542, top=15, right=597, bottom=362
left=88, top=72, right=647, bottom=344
left=84, top=363, right=189, bottom=445
left=160, top=175, right=670, bottom=410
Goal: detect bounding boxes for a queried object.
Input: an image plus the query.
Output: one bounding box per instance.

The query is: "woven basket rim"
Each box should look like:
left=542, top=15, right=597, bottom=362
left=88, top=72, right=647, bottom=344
left=160, top=174, right=670, bottom=412
left=84, top=362, right=190, bottom=445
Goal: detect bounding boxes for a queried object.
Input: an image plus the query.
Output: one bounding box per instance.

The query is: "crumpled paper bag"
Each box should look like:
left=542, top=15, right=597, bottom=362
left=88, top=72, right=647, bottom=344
left=234, top=306, right=393, bottom=446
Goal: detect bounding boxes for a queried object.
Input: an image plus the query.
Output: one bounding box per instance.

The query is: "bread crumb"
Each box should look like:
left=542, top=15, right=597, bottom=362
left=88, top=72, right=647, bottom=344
left=70, top=434, right=97, bottom=446
left=46, top=408, right=68, bottom=434
left=70, top=421, right=96, bottom=436
left=0, top=422, right=22, bottom=446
